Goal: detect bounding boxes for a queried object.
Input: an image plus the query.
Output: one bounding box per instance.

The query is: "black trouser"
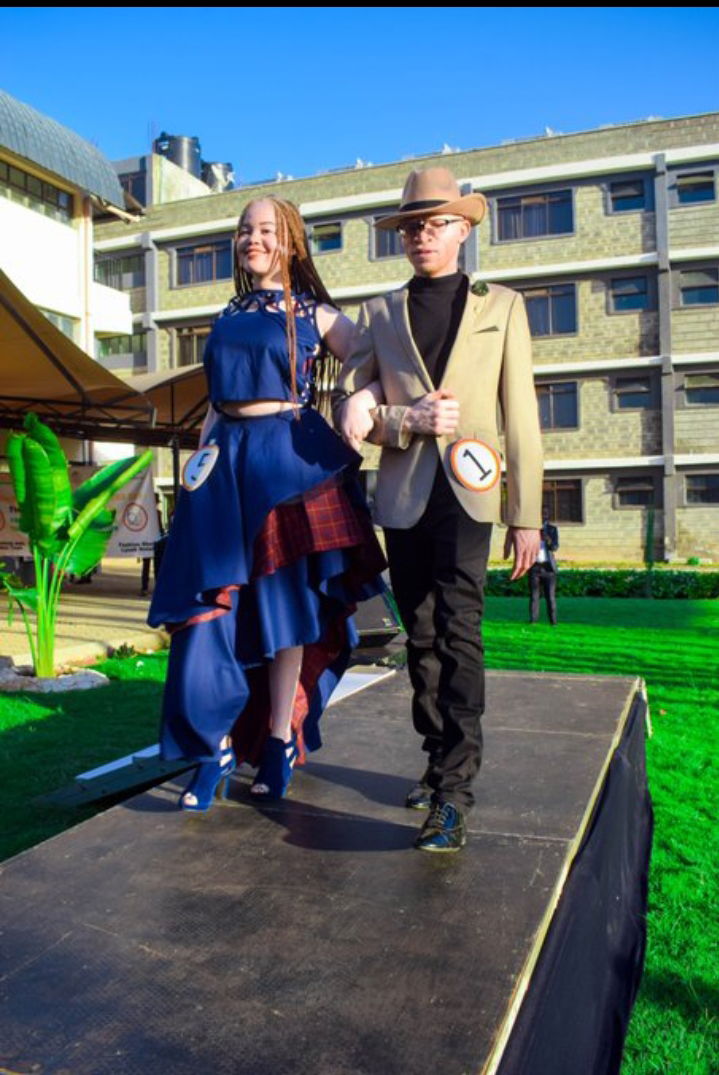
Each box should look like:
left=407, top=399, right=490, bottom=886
left=384, top=467, right=492, bottom=812
left=529, top=562, right=557, bottom=624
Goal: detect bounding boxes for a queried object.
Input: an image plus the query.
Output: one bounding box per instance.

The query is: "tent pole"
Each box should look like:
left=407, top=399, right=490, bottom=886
left=171, top=435, right=180, bottom=500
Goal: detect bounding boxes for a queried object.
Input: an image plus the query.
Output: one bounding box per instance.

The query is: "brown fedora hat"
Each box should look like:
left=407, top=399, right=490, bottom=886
left=375, top=166, right=487, bottom=230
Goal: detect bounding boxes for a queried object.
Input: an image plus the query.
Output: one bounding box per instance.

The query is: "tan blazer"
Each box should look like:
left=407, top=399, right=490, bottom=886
left=333, top=280, right=543, bottom=530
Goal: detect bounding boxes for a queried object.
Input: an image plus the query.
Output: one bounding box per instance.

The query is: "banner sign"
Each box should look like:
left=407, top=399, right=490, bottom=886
left=0, top=474, right=30, bottom=556
left=1, top=464, right=160, bottom=561
left=70, top=466, right=161, bottom=558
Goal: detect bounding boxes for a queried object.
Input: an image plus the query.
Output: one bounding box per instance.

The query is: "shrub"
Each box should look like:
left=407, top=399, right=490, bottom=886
left=485, top=569, right=719, bottom=599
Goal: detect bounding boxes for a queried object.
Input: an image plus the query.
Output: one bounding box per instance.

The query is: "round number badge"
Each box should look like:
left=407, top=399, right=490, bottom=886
left=449, top=438, right=501, bottom=492
left=182, top=445, right=219, bottom=491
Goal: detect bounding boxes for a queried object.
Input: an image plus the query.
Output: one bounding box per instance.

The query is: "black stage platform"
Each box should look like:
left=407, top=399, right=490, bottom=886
left=0, top=670, right=651, bottom=1075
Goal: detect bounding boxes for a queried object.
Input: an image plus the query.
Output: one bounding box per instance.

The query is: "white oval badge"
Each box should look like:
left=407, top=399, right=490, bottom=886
left=182, top=444, right=219, bottom=491
left=449, top=438, right=501, bottom=493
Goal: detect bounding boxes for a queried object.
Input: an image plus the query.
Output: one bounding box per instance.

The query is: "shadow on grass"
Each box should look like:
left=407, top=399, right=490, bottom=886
left=637, top=968, right=719, bottom=1024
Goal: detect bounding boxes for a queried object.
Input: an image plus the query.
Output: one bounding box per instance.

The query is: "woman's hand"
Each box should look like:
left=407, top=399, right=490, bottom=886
left=340, top=391, right=377, bottom=451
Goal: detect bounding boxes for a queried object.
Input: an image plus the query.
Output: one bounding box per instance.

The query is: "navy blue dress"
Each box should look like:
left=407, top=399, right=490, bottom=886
left=149, top=290, right=386, bottom=766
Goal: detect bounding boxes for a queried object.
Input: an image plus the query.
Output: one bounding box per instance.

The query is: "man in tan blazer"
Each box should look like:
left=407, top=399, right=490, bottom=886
left=334, top=166, right=543, bottom=852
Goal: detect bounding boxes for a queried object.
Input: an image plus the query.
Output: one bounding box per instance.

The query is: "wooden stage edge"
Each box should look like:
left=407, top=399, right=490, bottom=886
left=484, top=674, right=645, bottom=1075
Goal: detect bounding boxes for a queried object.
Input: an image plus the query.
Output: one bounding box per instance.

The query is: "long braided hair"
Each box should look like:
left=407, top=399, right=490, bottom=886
left=233, top=197, right=342, bottom=415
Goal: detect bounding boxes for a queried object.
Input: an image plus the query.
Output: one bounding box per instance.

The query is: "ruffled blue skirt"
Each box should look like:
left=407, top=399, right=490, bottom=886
left=148, top=409, right=386, bottom=764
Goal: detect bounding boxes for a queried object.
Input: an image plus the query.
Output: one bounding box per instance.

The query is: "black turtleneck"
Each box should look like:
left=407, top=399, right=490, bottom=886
left=407, top=271, right=468, bottom=387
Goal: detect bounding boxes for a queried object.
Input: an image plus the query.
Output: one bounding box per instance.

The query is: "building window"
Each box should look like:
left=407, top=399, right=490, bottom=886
left=176, top=325, right=211, bottom=366
left=522, top=283, right=576, bottom=336
left=309, top=221, right=342, bottom=254
left=176, top=240, right=232, bottom=286
left=684, top=373, right=719, bottom=405
left=38, top=308, right=77, bottom=341
left=685, top=473, right=719, bottom=505
left=119, top=171, right=147, bottom=207
left=371, top=217, right=404, bottom=259
left=609, top=178, right=649, bottom=213
left=679, top=268, right=719, bottom=306
left=97, top=332, right=146, bottom=358
left=613, top=375, right=657, bottom=409
left=536, top=382, right=578, bottom=430
left=675, top=170, right=715, bottom=205
left=615, top=476, right=657, bottom=507
left=542, top=479, right=583, bottom=523
left=0, top=160, right=73, bottom=223
left=95, top=253, right=145, bottom=290
left=496, top=189, right=573, bottom=241
left=609, top=275, right=651, bottom=313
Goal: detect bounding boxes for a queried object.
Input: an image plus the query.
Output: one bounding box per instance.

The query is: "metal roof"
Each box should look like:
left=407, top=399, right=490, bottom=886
left=0, top=89, right=124, bottom=207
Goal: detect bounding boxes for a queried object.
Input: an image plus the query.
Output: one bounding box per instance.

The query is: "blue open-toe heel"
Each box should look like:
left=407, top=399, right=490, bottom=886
left=250, top=735, right=299, bottom=800
left=180, top=745, right=237, bottom=812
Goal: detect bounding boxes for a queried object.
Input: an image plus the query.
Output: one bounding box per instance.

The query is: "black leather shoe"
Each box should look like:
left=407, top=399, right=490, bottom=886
left=415, top=803, right=466, bottom=853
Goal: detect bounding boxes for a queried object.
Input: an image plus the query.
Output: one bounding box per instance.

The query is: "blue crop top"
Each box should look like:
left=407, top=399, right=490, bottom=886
left=204, top=290, right=323, bottom=407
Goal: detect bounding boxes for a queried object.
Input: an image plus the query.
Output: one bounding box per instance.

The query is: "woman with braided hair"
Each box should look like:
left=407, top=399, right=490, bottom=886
left=148, top=197, right=386, bottom=810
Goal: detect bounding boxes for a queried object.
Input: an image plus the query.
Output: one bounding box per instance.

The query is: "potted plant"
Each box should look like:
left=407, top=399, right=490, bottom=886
left=1, top=413, right=153, bottom=680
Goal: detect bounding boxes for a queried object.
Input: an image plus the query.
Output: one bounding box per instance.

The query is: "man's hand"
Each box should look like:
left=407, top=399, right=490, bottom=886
left=504, top=526, right=541, bottom=581
left=403, top=390, right=460, bottom=437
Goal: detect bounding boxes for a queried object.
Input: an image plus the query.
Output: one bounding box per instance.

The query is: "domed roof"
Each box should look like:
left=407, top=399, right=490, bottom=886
left=0, top=89, right=124, bottom=207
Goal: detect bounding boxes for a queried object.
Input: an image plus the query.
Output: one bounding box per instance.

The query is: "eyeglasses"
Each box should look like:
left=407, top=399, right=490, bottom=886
left=397, top=217, right=465, bottom=239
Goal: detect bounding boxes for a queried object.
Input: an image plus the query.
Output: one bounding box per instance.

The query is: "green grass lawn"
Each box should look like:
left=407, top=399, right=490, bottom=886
left=0, top=596, right=716, bottom=1072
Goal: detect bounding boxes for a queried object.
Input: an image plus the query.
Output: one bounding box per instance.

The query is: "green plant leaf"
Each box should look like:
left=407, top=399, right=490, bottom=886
left=24, top=414, right=73, bottom=532
left=64, top=524, right=114, bottom=576
left=68, top=450, right=153, bottom=541
left=73, top=457, right=146, bottom=512
left=20, top=438, right=58, bottom=550
left=2, top=582, right=38, bottom=612
left=6, top=432, right=29, bottom=528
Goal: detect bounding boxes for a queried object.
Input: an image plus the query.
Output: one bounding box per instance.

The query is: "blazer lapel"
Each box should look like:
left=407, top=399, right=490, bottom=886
left=439, top=287, right=490, bottom=390
left=388, top=289, right=434, bottom=393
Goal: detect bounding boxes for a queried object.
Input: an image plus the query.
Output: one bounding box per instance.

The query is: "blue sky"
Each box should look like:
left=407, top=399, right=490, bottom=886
left=2, top=7, right=718, bottom=186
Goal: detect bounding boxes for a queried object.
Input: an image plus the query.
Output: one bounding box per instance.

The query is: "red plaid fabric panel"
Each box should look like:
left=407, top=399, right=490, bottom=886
left=168, top=478, right=386, bottom=635
left=230, top=613, right=350, bottom=767
left=252, top=478, right=368, bottom=579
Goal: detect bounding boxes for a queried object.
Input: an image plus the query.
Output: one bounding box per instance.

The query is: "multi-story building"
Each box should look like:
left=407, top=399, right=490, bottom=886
left=0, top=89, right=132, bottom=360
left=94, top=113, right=719, bottom=562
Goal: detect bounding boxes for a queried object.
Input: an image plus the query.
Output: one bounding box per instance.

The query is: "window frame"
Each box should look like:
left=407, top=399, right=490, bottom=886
left=677, top=371, right=719, bottom=409
left=0, top=158, right=73, bottom=223
left=606, top=272, right=656, bottom=315
left=308, top=219, right=343, bottom=256
left=172, top=236, right=233, bottom=289
left=611, top=373, right=659, bottom=412
left=613, top=474, right=660, bottom=510
left=518, top=280, right=578, bottom=338
left=683, top=472, right=719, bottom=507
left=492, top=185, right=576, bottom=245
left=173, top=322, right=213, bottom=368
left=541, top=477, right=585, bottom=525
left=675, top=264, right=719, bottom=309
left=535, top=379, right=580, bottom=431
left=368, top=215, right=405, bottom=261
left=96, top=330, right=147, bottom=371
left=95, top=251, right=145, bottom=291
left=604, top=173, right=653, bottom=215
left=668, top=164, right=718, bottom=209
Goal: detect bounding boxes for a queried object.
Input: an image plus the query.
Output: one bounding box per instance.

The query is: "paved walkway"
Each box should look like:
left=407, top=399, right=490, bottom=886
left=1, top=558, right=167, bottom=668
